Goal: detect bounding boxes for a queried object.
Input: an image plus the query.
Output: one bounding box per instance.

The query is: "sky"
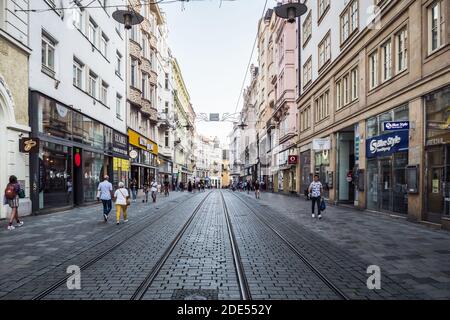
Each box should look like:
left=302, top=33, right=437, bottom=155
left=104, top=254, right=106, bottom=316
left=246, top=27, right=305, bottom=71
left=161, top=0, right=272, bottom=145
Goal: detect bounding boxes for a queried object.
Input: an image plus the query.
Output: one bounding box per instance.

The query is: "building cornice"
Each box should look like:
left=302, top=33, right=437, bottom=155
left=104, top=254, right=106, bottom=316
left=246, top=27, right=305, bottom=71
left=0, top=29, right=31, bottom=55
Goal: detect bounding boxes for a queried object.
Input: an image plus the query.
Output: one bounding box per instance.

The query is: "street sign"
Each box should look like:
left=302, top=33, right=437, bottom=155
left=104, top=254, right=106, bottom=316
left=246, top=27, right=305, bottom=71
left=129, top=149, right=138, bottom=159
left=312, top=138, right=331, bottom=151
left=383, top=121, right=409, bottom=131
left=209, top=113, right=220, bottom=121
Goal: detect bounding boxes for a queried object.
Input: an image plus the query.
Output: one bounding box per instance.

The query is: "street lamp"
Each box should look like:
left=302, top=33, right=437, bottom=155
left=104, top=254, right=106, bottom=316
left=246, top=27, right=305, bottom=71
left=112, top=8, right=144, bottom=30
left=274, top=1, right=307, bottom=23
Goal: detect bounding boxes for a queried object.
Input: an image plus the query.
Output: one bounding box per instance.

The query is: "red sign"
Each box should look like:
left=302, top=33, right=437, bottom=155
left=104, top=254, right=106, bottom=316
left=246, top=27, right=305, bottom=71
left=74, top=152, right=81, bottom=167
left=288, top=155, right=298, bottom=165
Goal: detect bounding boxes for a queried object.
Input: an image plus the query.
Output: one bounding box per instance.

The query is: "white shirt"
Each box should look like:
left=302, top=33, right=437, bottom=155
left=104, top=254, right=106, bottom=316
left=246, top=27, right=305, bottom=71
left=114, top=188, right=129, bottom=205
left=150, top=182, right=158, bottom=192
left=98, top=180, right=113, bottom=200
left=309, top=181, right=322, bottom=198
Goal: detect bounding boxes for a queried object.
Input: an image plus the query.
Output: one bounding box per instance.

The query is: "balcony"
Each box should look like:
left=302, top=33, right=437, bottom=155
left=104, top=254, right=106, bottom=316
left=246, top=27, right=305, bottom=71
left=141, top=99, right=158, bottom=121
left=279, top=126, right=297, bottom=144
left=128, top=87, right=142, bottom=107
left=129, top=41, right=141, bottom=59
left=160, top=146, right=173, bottom=158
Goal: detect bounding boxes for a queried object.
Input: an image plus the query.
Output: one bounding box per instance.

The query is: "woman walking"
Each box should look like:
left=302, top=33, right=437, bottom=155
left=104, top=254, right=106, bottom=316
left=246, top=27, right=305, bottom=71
left=4, top=175, right=24, bottom=230
left=114, top=182, right=130, bottom=225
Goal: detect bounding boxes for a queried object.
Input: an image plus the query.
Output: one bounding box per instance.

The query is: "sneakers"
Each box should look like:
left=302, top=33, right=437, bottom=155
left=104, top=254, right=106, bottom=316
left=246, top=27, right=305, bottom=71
left=312, top=214, right=315, bottom=218
left=7, top=225, right=15, bottom=231
left=318, top=214, right=322, bottom=220
left=103, top=214, right=108, bottom=222
left=124, top=219, right=129, bottom=223
left=16, top=221, right=24, bottom=227
left=116, top=221, right=120, bottom=225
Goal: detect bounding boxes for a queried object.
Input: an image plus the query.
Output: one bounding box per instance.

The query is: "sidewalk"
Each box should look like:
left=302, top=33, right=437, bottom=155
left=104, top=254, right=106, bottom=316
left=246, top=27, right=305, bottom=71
left=237, top=191, right=450, bottom=299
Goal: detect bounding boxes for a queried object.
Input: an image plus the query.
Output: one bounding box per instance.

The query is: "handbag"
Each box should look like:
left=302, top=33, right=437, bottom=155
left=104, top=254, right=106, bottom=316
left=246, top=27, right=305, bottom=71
left=320, top=198, right=326, bottom=211
left=118, top=189, right=131, bottom=206
left=18, top=189, right=25, bottom=199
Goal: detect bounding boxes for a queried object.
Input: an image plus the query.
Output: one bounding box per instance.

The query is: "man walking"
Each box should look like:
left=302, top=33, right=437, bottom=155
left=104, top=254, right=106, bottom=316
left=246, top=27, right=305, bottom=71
left=308, top=174, right=323, bottom=220
left=254, top=180, right=260, bottom=199
left=151, top=179, right=158, bottom=203
left=97, top=175, right=113, bottom=222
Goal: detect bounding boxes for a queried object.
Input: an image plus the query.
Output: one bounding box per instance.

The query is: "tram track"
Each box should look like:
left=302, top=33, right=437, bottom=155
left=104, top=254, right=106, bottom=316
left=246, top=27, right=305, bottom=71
left=29, top=192, right=209, bottom=300
left=227, top=190, right=350, bottom=300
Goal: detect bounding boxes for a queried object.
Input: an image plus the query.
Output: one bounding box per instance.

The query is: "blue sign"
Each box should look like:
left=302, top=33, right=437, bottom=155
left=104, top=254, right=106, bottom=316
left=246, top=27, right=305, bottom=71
left=383, top=121, right=409, bottom=131
left=366, top=130, right=409, bottom=158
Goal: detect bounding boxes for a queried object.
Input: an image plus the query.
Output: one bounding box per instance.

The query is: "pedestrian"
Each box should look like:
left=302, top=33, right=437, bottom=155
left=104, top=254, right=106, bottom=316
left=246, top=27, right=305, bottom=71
left=164, top=180, right=170, bottom=197
left=97, top=175, right=114, bottom=222
left=188, top=180, right=193, bottom=193
left=4, top=175, right=24, bottom=230
left=143, top=182, right=149, bottom=203
left=246, top=180, right=251, bottom=195
left=254, top=180, right=260, bottom=199
left=151, top=179, right=158, bottom=203
left=113, top=182, right=130, bottom=225
left=308, top=174, right=323, bottom=219
left=179, top=181, right=184, bottom=192
left=130, top=179, right=138, bottom=202
left=66, top=178, right=73, bottom=204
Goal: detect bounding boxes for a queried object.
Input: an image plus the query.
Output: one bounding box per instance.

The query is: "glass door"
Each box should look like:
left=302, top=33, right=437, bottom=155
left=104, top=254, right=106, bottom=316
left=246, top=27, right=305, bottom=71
left=426, top=146, right=445, bottom=223
left=379, top=158, right=393, bottom=212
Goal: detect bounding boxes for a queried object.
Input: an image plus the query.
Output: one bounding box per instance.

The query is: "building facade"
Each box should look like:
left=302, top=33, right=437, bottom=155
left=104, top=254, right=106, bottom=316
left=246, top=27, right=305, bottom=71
left=127, top=0, right=162, bottom=189
left=0, top=0, right=31, bottom=218
left=27, top=0, right=127, bottom=214
left=296, top=0, right=450, bottom=229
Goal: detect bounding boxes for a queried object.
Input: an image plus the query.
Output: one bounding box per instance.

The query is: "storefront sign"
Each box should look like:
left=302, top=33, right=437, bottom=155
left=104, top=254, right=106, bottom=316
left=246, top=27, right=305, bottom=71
left=288, top=155, right=298, bottom=165
left=19, top=138, right=40, bottom=153
left=383, top=121, right=410, bottom=131
left=129, top=149, right=138, bottom=159
left=312, top=138, right=331, bottom=151
left=112, top=131, right=128, bottom=157
left=128, top=129, right=158, bottom=155
left=366, top=130, right=409, bottom=158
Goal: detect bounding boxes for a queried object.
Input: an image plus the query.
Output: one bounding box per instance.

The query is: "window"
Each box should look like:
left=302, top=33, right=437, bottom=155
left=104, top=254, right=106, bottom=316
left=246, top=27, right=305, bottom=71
left=343, top=74, right=350, bottom=105
left=142, top=73, right=148, bottom=99
left=351, top=68, right=358, bottom=101
left=302, top=11, right=312, bottom=46
left=100, top=33, right=108, bottom=57
left=303, top=56, right=312, bottom=87
left=72, top=5, right=82, bottom=30
left=131, top=58, right=138, bottom=87
left=116, top=51, right=122, bottom=76
left=88, top=71, right=98, bottom=98
left=116, top=94, right=122, bottom=119
left=165, top=73, right=169, bottom=90
left=165, top=131, right=169, bottom=147
left=341, top=0, right=359, bottom=44
left=318, top=0, right=330, bottom=21
left=395, top=28, right=408, bottom=73
left=381, top=40, right=392, bottom=82
left=164, top=101, right=169, bottom=114
left=369, top=50, right=378, bottom=89
left=318, top=32, right=331, bottom=69
left=73, top=58, right=84, bottom=89
left=336, top=80, right=343, bottom=110
left=314, top=91, right=329, bottom=123
left=42, top=33, right=56, bottom=73
left=428, top=0, right=445, bottom=53
left=300, top=106, right=311, bottom=132
left=130, top=25, right=138, bottom=42
left=142, top=35, right=148, bottom=59
left=88, top=19, right=98, bottom=46
left=100, top=82, right=108, bottom=105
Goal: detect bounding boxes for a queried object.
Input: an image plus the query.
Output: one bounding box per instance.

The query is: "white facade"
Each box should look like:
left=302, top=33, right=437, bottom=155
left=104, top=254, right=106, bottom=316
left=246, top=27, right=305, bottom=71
left=29, top=0, right=127, bottom=133
left=299, top=0, right=375, bottom=95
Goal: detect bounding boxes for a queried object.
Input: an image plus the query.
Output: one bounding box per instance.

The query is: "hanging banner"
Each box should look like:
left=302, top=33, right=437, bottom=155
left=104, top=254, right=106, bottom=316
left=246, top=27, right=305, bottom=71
left=366, top=130, right=409, bottom=158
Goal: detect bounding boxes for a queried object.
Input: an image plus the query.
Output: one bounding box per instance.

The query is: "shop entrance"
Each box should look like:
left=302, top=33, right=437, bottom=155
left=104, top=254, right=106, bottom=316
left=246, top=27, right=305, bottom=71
left=425, top=145, right=450, bottom=223
left=367, top=153, right=408, bottom=214
left=337, top=130, right=356, bottom=204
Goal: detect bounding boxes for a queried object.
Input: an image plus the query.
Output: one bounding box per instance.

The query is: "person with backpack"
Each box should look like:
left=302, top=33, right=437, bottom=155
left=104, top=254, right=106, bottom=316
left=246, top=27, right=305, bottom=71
left=150, top=179, right=158, bottom=203
left=308, top=174, right=323, bottom=220
left=4, top=175, right=24, bottom=230
left=113, top=182, right=130, bottom=225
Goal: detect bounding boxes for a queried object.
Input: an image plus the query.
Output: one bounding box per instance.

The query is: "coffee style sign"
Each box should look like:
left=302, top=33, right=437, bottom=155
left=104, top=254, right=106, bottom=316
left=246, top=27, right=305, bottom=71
left=366, top=130, right=409, bottom=158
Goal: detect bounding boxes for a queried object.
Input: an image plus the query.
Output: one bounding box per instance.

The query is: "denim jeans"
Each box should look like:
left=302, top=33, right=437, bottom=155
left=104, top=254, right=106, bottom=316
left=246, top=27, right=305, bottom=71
left=101, top=199, right=112, bottom=216
left=311, top=196, right=321, bottom=215
left=131, top=189, right=137, bottom=200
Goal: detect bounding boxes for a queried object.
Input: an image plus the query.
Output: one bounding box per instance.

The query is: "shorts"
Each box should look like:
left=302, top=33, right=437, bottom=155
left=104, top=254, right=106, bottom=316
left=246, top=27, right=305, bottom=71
left=8, top=196, right=19, bottom=208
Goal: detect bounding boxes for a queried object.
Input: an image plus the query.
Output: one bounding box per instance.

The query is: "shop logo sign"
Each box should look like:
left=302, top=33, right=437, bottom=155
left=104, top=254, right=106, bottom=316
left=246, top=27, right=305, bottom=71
left=383, top=121, right=409, bottom=131
left=366, top=131, right=409, bottom=158
left=19, top=138, right=40, bottom=153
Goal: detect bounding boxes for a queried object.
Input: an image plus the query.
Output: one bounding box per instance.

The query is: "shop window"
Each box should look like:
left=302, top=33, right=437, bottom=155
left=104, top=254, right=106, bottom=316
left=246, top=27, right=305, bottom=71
left=83, top=116, right=94, bottom=146
left=38, top=98, right=72, bottom=140
left=93, top=122, right=104, bottom=149
left=72, top=112, right=84, bottom=143
left=83, top=151, right=104, bottom=202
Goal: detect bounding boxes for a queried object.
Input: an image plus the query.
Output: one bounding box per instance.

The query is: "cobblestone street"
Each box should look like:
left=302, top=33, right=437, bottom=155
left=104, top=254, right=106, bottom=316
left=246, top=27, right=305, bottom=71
left=1, top=190, right=449, bottom=300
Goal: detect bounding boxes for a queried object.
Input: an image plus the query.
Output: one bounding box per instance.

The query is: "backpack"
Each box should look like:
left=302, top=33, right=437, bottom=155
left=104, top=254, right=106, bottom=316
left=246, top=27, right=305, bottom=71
left=5, top=184, right=17, bottom=200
